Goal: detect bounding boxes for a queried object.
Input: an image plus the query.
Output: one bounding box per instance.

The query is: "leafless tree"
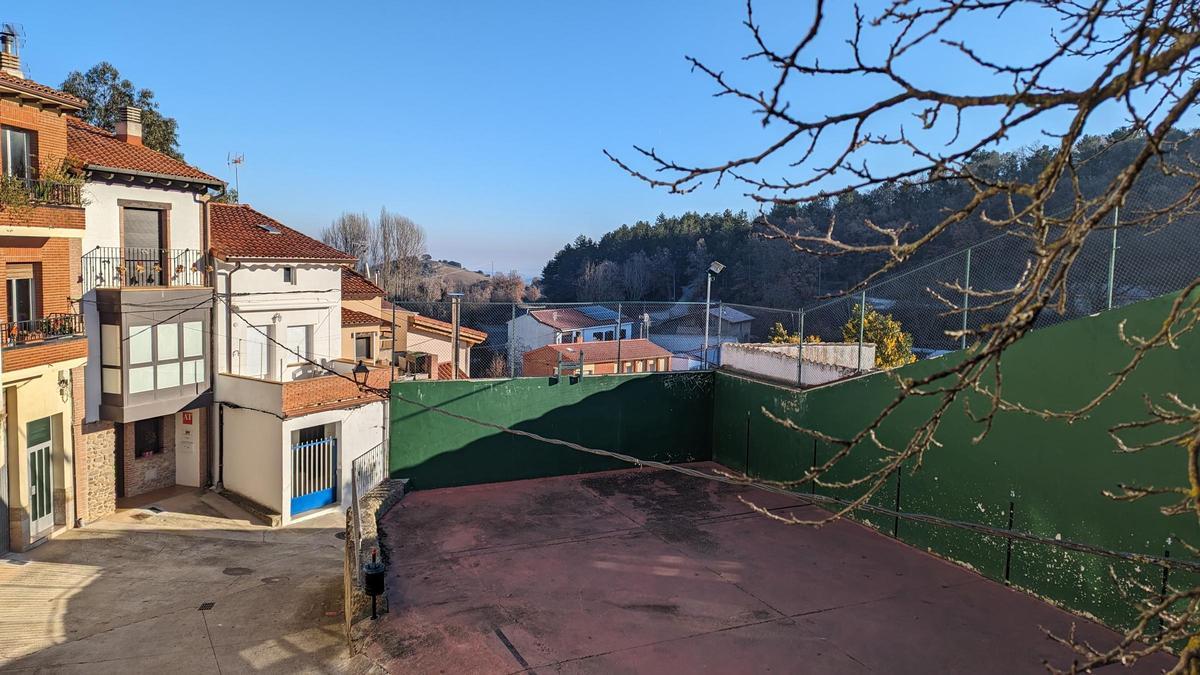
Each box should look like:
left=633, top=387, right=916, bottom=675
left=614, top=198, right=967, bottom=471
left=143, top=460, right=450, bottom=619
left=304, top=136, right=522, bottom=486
left=490, top=271, right=526, bottom=302
left=321, top=212, right=371, bottom=268
left=524, top=282, right=543, bottom=302
left=609, top=1, right=1200, bottom=671
left=622, top=251, right=653, bottom=300
left=577, top=259, right=622, bottom=301
left=370, top=208, right=427, bottom=300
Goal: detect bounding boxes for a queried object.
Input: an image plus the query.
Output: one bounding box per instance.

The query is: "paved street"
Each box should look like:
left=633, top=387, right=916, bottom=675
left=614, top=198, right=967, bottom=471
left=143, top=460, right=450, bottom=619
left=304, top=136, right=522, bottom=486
left=0, top=489, right=367, bottom=674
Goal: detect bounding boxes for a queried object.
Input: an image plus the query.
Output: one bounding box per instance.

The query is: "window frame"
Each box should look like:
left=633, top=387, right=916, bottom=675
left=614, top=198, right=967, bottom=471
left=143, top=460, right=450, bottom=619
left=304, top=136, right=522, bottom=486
left=133, top=418, right=164, bottom=458
left=1, top=126, right=34, bottom=180
left=286, top=324, right=312, bottom=364
left=354, top=332, right=374, bottom=360
left=6, top=274, right=35, bottom=323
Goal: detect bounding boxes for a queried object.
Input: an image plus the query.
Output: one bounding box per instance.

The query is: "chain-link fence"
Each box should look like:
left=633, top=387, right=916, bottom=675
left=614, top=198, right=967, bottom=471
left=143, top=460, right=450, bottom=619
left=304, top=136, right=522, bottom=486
left=383, top=172, right=1199, bottom=386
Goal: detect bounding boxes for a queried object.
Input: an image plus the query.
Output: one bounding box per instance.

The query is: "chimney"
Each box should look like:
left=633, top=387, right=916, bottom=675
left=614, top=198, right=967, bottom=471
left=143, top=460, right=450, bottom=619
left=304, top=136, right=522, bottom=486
left=0, top=26, right=22, bottom=79
left=116, top=107, right=143, bottom=146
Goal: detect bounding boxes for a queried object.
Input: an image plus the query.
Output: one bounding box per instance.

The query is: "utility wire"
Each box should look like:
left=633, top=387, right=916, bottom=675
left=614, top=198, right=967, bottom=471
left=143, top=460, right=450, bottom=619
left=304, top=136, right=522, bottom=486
left=216, top=296, right=1199, bottom=575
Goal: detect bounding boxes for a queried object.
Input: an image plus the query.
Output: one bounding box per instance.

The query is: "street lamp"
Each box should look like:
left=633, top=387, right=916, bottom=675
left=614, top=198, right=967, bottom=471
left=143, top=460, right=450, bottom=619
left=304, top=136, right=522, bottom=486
left=352, top=359, right=370, bottom=387
left=703, top=261, right=724, bottom=369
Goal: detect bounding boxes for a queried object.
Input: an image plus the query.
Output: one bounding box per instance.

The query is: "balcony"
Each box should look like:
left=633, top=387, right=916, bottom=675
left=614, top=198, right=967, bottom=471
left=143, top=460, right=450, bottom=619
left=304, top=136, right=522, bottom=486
left=83, top=247, right=210, bottom=292
left=0, top=313, right=87, bottom=373
left=0, top=175, right=83, bottom=207
left=218, top=359, right=391, bottom=418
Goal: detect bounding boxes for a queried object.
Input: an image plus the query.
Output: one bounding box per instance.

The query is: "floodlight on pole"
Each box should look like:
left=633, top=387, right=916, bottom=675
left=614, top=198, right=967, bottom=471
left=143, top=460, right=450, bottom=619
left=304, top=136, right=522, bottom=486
left=703, top=261, right=724, bottom=369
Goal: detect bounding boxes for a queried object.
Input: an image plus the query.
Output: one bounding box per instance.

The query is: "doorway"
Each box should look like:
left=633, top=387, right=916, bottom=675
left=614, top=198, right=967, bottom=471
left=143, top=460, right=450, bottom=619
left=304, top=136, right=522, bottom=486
left=27, top=417, right=53, bottom=536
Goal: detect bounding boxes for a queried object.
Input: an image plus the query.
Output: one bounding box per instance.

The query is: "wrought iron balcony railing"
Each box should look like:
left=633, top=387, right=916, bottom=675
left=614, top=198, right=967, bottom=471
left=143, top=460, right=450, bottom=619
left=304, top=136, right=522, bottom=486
left=0, top=313, right=85, bottom=348
left=82, top=247, right=211, bottom=291
left=0, top=175, right=83, bottom=207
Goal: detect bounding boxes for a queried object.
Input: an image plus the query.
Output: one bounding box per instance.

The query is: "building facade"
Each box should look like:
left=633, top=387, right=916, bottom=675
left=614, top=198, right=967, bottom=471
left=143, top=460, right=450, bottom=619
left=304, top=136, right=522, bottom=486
left=72, top=108, right=224, bottom=511
left=507, top=305, right=634, bottom=375
left=210, top=203, right=388, bottom=524
left=0, top=50, right=89, bottom=553
left=523, top=338, right=671, bottom=377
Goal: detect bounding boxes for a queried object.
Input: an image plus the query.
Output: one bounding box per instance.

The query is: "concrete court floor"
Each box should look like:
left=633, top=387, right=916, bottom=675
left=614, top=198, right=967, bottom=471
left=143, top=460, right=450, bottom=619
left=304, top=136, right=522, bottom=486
left=0, top=488, right=372, bottom=674
left=362, top=463, right=1173, bottom=674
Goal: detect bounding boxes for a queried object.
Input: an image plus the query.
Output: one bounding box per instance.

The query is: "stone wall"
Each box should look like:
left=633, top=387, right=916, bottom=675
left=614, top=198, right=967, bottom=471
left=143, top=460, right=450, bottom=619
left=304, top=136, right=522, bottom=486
left=81, top=421, right=117, bottom=522
left=121, top=415, right=176, bottom=497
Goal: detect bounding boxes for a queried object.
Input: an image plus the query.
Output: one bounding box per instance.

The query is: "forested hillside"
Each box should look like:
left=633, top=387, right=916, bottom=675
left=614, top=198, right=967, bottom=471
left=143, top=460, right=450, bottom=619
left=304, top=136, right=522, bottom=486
left=540, top=129, right=1198, bottom=307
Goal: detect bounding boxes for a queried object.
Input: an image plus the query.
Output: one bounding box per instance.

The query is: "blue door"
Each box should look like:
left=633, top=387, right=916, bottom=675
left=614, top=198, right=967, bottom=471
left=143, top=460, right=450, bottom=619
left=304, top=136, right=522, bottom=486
left=290, top=437, right=337, bottom=515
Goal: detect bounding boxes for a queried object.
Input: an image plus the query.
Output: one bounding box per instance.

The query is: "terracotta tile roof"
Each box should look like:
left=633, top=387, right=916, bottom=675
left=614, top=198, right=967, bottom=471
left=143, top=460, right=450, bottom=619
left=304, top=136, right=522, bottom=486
left=528, top=306, right=632, bottom=331
left=66, top=116, right=222, bottom=185
left=0, top=71, right=86, bottom=109
left=342, top=307, right=379, bottom=327
left=209, top=203, right=358, bottom=262
left=342, top=267, right=384, bottom=299
left=436, top=362, right=469, bottom=380
left=408, top=314, right=488, bottom=344
left=531, top=338, right=671, bottom=364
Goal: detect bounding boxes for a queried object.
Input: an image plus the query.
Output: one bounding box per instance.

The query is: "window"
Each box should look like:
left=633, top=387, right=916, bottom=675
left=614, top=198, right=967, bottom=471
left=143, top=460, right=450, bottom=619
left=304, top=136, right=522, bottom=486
left=604, top=330, right=614, bottom=341
left=623, top=361, right=633, bottom=373
left=647, top=360, right=657, bottom=372
left=286, top=325, right=311, bottom=363
left=2, top=127, right=33, bottom=179
left=283, top=267, right=295, bottom=284
left=296, top=425, right=325, bottom=445
left=620, top=328, right=628, bottom=339
left=6, top=266, right=34, bottom=323
left=133, top=418, right=163, bottom=458
left=355, top=333, right=374, bottom=360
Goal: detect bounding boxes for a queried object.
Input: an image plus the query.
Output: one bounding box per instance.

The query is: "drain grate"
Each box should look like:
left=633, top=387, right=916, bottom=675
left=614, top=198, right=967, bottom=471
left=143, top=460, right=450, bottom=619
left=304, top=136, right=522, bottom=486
left=222, top=567, right=253, bottom=576
left=198, top=602, right=215, bottom=611
left=334, top=531, right=347, bottom=540
left=147, top=506, right=164, bottom=513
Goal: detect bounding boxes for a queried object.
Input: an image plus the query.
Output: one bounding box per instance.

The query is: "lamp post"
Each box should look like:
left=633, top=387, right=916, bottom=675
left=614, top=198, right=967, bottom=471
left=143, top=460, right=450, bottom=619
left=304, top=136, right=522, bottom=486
left=352, top=359, right=370, bottom=387
left=703, top=261, right=725, bottom=369
left=448, top=292, right=463, bottom=380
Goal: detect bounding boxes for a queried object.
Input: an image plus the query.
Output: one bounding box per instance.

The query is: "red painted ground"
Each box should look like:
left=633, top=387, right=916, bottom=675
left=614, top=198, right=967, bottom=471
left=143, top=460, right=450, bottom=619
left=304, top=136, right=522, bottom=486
left=362, top=463, right=1170, bottom=673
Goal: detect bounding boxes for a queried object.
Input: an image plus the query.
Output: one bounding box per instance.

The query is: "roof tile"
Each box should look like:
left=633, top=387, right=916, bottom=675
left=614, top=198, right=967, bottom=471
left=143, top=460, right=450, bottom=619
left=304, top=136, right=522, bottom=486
left=66, top=116, right=222, bottom=184
left=210, top=203, right=357, bottom=261
left=342, top=267, right=384, bottom=299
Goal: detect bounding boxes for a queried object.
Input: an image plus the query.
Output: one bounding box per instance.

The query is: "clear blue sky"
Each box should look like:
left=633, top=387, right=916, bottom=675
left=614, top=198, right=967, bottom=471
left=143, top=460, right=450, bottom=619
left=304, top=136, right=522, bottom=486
left=7, top=2, right=1143, bottom=277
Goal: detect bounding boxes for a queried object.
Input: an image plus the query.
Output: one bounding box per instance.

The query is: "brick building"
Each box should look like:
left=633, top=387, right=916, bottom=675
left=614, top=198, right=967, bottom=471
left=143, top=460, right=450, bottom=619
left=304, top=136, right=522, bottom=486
left=523, top=338, right=672, bottom=377
left=0, top=38, right=89, bottom=554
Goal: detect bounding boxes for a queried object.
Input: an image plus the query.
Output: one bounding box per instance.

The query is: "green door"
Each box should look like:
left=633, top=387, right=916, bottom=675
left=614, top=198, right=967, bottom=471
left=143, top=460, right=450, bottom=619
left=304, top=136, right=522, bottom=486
left=27, top=418, right=52, bottom=536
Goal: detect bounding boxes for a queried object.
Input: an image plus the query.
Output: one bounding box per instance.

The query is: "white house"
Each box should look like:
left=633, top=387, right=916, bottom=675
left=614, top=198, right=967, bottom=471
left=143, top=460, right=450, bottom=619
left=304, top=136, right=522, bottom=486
left=507, top=305, right=634, bottom=375
left=209, top=203, right=388, bottom=525
left=72, top=110, right=225, bottom=508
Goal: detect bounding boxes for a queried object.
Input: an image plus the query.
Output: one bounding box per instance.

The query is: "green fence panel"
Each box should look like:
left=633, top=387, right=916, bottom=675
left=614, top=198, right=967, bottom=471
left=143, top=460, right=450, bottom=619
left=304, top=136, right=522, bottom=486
left=712, top=291, right=1200, bottom=629
left=390, top=372, right=713, bottom=490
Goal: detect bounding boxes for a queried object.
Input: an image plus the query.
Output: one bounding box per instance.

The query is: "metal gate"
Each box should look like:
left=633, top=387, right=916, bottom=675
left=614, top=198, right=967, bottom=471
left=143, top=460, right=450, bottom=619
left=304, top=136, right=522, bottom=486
left=291, top=437, right=337, bottom=515
left=28, top=418, right=53, bottom=536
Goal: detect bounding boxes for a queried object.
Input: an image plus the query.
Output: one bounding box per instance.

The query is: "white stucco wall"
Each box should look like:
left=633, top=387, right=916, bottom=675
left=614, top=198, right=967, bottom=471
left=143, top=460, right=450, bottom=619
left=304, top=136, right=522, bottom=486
left=214, top=260, right=343, bottom=381
left=80, top=182, right=206, bottom=253
left=280, top=400, right=386, bottom=523
left=221, top=404, right=284, bottom=514
left=720, top=343, right=874, bottom=387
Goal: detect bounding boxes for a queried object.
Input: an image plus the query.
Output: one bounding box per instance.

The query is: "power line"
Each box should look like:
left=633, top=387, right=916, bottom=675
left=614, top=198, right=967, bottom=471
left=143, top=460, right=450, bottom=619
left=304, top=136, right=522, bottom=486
left=216, top=295, right=1196, bottom=575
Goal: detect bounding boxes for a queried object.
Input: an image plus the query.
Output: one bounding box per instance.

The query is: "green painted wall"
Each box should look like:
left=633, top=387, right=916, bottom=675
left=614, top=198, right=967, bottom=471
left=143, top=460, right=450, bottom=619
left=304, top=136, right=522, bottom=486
left=390, top=372, right=713, bottom=490
left=713, top=291, right=1200, bottom=629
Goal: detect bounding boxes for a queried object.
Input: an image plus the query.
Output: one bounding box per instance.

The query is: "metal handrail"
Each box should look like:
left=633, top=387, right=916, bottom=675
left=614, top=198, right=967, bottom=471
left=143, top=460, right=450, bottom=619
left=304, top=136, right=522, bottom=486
left=0, top=312, right=85, bottom=347
left=0, top=175, right=83, bottom=207
left=82, top=246, right=211, bottom=291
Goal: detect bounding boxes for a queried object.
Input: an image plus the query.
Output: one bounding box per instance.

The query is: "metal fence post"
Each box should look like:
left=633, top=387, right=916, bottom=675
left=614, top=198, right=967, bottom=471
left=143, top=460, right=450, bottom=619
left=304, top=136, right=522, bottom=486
left=857, top=290, right=866, bottom=372
left=1107, top=205, right=1119, bottom=310
left=616, top=302, right=623, bottom=371
left=715, top=302, right=723, bottom=366
left=508, top=302, right=516, bottom=378
left=961, top=247, right=972, bottom=350
left=797, top=309, right=805, bottom=387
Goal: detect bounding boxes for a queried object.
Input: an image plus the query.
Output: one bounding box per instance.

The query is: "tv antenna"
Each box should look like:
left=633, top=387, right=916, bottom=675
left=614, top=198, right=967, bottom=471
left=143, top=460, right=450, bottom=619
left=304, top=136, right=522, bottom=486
left=226, top=152, right=244, bottom=200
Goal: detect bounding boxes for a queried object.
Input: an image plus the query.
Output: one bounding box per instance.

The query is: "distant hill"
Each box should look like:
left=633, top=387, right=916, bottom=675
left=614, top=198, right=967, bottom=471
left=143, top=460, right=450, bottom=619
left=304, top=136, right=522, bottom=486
left=419, top=256, right=490, bottom=287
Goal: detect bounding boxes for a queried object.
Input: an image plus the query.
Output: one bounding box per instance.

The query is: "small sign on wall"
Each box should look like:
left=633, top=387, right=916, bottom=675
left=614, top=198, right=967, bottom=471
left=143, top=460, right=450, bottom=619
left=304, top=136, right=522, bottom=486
left=182, top=412, right=193, bottom=425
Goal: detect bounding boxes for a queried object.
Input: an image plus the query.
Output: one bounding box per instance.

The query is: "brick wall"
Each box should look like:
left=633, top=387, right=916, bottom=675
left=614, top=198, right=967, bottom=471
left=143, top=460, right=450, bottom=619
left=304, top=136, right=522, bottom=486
left=121, top=416, right=176, bottom=497
left=0, top=236, right=83, bottom=316
left=0, top=205, right=85, bottom=231
left=2, top=337, right=86, bottom=373
left=81, top=421, right=117, bottom=522
left=0, top=98, right=70, bottom=172
left=282, top=367, right=390, bottom=417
